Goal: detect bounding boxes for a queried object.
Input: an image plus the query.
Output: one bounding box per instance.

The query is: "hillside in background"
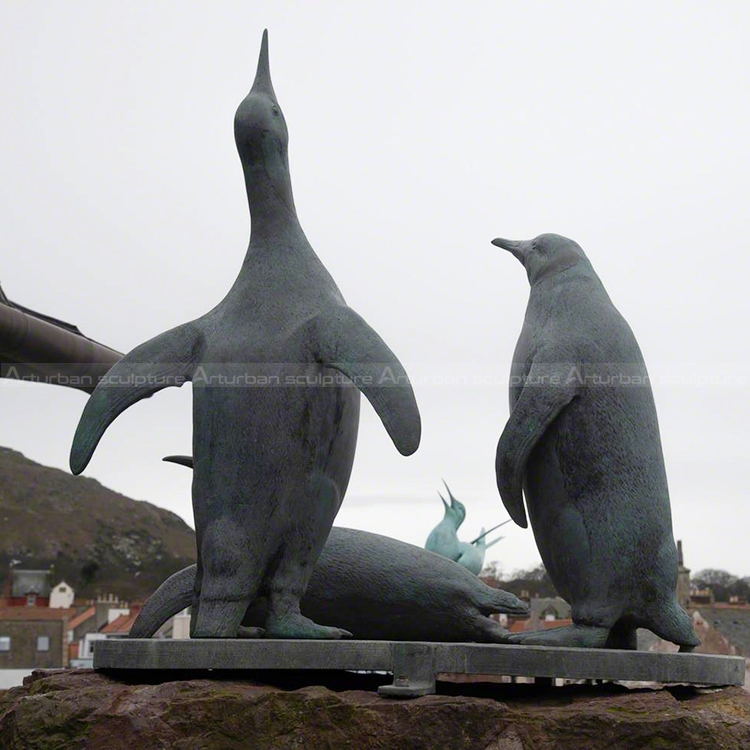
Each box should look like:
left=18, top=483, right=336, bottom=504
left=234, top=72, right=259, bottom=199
left=0, top=447, right=196, bottom=601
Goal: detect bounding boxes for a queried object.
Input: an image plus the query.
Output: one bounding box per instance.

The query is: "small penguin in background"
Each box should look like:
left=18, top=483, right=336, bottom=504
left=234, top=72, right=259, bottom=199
left=425, top=482, right=507, bottom=573
left=424, top=481, right=465, bottom=561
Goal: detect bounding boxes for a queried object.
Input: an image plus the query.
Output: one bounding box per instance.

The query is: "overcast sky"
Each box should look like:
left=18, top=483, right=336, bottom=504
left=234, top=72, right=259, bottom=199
left=1, top=2, right=748, bottom=577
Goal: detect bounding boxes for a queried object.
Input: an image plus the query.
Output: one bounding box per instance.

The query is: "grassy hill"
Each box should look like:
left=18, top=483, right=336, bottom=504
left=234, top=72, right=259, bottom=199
left=0, top=447, right=196, bottom=601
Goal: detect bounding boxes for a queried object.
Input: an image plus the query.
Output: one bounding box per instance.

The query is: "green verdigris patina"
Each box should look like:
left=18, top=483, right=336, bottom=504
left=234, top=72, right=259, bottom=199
left=425, top=481, right=507, bottom=575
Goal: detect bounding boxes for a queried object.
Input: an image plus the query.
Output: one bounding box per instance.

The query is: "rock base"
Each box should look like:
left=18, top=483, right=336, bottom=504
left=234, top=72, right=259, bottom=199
left=2, top=669, right=750, bottom=749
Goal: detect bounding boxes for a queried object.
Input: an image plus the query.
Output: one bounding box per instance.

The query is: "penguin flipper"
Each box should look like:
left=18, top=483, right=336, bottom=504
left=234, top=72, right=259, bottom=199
left=70, top=323, right=202, bottom=474
left=495, top=362, right=577, bottom=528
left=311, top=306, right=421, bottom=456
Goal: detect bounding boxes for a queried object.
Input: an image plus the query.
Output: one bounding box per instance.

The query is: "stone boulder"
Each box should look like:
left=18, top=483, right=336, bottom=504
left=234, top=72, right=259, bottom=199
left=1, top=669, right=750, bottom=749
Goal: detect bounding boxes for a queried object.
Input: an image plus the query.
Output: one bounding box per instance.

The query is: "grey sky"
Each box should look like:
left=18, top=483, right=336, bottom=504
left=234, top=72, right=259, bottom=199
left=1, top=2, right=748, bottom=576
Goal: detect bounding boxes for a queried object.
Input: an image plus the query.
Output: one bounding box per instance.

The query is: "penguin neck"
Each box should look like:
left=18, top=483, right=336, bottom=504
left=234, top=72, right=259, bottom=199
left=441, top=516, right=458, bottom=531
left=242, top=159, right=303, bottom=249
left=528, top=257, right=581, bottom=286
left=529, top=258, right=599, bottom=292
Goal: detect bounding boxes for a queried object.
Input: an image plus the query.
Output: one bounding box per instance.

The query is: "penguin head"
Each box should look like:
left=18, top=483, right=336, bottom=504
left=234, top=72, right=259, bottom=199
left=438, top=494, right=466, bottom=527
left=451, top=496, right=466, bottom=526
left=492, top=233, right=586, bottom=285
left=234, top=31, right=293, bottom=204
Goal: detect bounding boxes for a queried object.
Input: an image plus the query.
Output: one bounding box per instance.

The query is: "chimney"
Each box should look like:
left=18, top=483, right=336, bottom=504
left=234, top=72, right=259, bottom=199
left=94, top=593, right=123, bottom=630
left=677, top=540, right=684, bottom=567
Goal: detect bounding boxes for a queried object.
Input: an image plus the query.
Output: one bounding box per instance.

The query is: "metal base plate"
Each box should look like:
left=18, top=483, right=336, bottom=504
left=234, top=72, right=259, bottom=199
left=94, top=639, right=745, bottom=699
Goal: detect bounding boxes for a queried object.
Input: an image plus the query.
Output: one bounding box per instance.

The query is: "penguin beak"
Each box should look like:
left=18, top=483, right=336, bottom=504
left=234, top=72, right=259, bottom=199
left=491, top=238, right=527, bottom=264
left=251, top=29, right=275, bottom=97
left=442, top=479, right=458, bottom=507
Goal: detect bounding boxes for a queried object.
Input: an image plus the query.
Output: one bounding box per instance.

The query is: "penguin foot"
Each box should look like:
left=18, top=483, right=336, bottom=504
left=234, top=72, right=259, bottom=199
left=505, top=624, right=610, bottom=648
left=264, top=613, right=353, bottom=640
left=237, top=626, right=266, bottom=639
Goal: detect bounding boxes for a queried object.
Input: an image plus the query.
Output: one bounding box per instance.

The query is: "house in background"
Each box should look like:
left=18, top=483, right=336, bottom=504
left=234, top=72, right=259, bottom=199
left=529, top=597, right=571, bottom=623
left=172, top=609, right=191, bottom=639
left=0, top=606, right=75, bottom=689
left=0, top=570, right=147, bottom=685
left=504, top=596, right=572, bottom=636
left=69, top=602, right=187, bottom=668
left=67, top=606, right=97, bottom=644
left=100, top=604, right=143, bottom=639
left=74, top=632, right=107, bottom=667
left=49, top=581, right=74, bottom=609
left=5, top=568, right=52, bottom=607
left=68, top=594, right=130, bottom=668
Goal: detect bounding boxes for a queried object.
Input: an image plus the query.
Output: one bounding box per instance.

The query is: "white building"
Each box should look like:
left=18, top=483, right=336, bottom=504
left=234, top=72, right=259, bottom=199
left=172, top=609, right=191, bottom=639
left=49, top=581, right=74, bottom=609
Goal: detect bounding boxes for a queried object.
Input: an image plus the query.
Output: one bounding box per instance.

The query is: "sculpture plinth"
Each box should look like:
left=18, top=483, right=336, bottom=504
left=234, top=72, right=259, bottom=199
left=93, top=640, right=745, bottom=699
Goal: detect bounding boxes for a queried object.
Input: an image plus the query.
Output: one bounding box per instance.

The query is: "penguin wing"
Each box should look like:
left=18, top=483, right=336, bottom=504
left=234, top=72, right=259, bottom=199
left=495, top=362, right=577, bottom=528
left=310, top=306, right=421, bottom=456
left=70, top=323, right=203, bottom=474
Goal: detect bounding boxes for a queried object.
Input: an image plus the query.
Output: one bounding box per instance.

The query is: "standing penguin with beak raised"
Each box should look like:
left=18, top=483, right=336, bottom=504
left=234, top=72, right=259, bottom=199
left=69, top=31, right=421, bottom=639
left=492, top=233, right=698, bottom=650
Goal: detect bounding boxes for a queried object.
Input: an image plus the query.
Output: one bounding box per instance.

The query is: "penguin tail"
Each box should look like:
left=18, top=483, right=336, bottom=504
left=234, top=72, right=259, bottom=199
left=476, top=582, right=530, bottom=618
left=644, top=599, right=700, bottom=650
left=70, top=322, right=203, bottom=475
left=129, top=565, right=196, bottom=638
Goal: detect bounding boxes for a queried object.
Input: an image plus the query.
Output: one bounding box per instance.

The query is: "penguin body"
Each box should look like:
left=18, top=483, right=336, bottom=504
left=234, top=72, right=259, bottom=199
left=424, top=482, right=465, bottom=560
left=70, top=32, right=420, bottom=639
left=492, top=233, right=698, bottom=650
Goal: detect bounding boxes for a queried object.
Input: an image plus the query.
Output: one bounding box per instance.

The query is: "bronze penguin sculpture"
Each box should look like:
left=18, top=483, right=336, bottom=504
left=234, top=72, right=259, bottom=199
left=70, top=32, right=421, bottom=639
left=493, top=233, right=698, bottom=650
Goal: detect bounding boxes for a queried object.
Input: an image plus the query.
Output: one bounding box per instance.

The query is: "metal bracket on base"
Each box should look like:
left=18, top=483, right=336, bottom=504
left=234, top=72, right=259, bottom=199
left=377, top=643, right=437, bottom=698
